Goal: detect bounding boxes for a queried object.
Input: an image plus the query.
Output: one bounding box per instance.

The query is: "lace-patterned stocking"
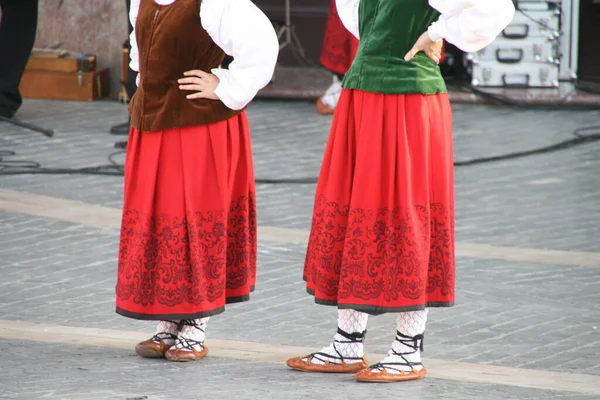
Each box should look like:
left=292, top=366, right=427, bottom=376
left=172, top=318, right=209, bottom=352
left=149, top=320, right=179, bottom=346
left=304, top=309, right=368, bottom=365
left=370, top=310, right=428, bottom=373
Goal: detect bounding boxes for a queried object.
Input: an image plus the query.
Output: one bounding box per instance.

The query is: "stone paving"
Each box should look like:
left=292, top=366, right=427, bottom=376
left=1, top=98, right=600, bottom=399
left=2, top=339, right=599, bottom=400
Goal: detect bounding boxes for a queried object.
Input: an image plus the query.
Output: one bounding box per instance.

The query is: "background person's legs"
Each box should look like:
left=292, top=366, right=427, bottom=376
left=0, top=0, right=39, bottom=118
left=110, top=0, right=136, bottom=135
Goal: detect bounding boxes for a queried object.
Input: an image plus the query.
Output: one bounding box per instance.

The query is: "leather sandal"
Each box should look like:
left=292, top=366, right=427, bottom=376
left=287, top=354, right=368, bottom=373
left=135, top=331, right=178, bottom=358
left=164, top=338, right=209, bottom=362
left=315, top=96, right=335, bottom=115
left=164, top=320, right=209, bottom=362
left=287, top=328, right=368, bottom=373
left=355, top=331, right=427, bottom=382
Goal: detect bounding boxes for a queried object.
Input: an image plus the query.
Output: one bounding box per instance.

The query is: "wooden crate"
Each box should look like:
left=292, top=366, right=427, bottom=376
left=25, top=50, right=96, bottom=73
left=19, top=68, right=110, bottom=101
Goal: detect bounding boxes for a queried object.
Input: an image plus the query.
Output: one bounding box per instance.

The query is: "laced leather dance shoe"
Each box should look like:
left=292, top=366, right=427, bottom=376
left=164, top=320, right=209, bottom=362
left=354, top=365, right=427, bottom=382
left=287, top=328, right=368, bottom=373
left=164, top=338, right=209, bottom=362
left=287, top=354, right=368, bottom=373
left=315, top=95, right=336, bottom=116
left=135, top=331, right=178, bottom=358
left=355, top=332, right=427, bottom=382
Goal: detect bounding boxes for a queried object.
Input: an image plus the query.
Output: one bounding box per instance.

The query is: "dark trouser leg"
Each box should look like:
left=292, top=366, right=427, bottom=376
left=125, top=63, right=137, bottom=100
left=125, top=0, right=137, bottom=100
left=111, top=0, right=136, bottom=135
left=0, top=0, right=39, bottom=117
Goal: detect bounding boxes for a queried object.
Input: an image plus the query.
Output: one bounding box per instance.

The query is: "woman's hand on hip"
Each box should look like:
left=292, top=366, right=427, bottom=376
left=178, top=70, right=220, bottom=100
left=404, top=32, right=444, bottom=64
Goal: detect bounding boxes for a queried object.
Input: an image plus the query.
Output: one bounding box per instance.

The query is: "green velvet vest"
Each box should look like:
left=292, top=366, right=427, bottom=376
left=343, top=0, right=447, bottom=95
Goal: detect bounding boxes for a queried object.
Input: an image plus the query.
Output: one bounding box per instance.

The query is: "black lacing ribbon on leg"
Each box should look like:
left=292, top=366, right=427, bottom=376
left=173, top=319, right=205, bottom=351
left=304, top=328, right=367, bottom=365
left=368, top=331, right=424, bottom=373
left=149, top=320, right=178, bottom=344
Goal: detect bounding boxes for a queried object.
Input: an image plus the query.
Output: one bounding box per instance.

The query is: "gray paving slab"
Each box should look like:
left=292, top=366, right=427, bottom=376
left=0, top=339, right=596, bottom=400
left=2, top=99, right=600, bottom=249
left=0, top=211, right=599, bottom=377
left=2, top=98, right=600, bottom=398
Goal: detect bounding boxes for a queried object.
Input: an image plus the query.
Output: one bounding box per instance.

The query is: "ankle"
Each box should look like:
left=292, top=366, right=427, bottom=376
left=333, top=337, right=365, bottom=356
left=177, top=319, right=209, bottom=344
left=389, top=342, right=421, bottom=363
left=156, top=320, right=179, bottom=335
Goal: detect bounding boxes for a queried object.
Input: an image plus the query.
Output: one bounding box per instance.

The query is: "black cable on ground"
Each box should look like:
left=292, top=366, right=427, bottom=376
left=2, top=126, right=599, bottom=181
left=0, top=150, right=124, bottom=176
left=0, top=150, right=41, bottom=170
left=465, top=84, right=600, bottom=111
left=3, top=0, right=599, bottom=184
left=454, top=125, right=600, bottom=166
left=0, top=116, right=54, bottom=137
left=108, top=150, right=125, bottom=173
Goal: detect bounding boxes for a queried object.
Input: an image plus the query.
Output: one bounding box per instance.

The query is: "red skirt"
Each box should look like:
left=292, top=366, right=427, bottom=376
left=320, top=0, right=359, bottom=75
left=116, top=112, right=257, bottom=320
left=304, top=90, right=455, bottom=314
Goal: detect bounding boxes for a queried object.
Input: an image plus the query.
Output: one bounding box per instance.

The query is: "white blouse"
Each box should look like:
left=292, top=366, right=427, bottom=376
left=335, top=0, right=515, bottom=53
left=129, top=0, right=279, bottom=111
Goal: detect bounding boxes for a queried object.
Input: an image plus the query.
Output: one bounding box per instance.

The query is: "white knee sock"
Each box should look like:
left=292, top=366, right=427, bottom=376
left=371, top=310, right=428, bottom=373
left=305, top=309, right=368, bottom=365
left=172, top=318, right=209, bottom=352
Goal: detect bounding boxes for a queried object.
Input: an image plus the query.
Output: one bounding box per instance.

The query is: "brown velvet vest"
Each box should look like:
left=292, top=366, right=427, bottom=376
left=129, top=0, right=241, bottom=132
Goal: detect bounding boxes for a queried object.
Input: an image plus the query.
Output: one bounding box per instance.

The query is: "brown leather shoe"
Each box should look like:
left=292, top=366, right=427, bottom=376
left=286, top=354, right=368, bottom=373
left=165, top=345, right=209, bottom=362
left=354, top=366, right=427, bottom=382
left=134, top=335, right=175, bottom=359
left=315, top=96, right=335, bottom=116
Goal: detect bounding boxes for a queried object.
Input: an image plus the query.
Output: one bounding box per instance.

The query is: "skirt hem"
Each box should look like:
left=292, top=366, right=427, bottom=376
left=116, top=287, right=255, bottom=320
left=306, top=287, right=454, bottom=315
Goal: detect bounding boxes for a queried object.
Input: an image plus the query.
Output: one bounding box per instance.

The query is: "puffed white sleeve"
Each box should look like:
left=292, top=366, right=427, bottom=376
left=427, top=0, right=515, bottom=53
left=201, top=0, right=279, bottom=111
left=335, top=0, right=360, bottom=40
left=129, top=0, right=140, bottom=73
